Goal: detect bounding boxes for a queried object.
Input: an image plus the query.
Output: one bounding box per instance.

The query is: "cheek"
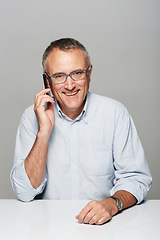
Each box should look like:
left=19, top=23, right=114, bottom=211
left=50, top=85, right=61, bottom=96
left=80, top=79, right=90, bottom=89
left=83, top=80, right=90, bottom=91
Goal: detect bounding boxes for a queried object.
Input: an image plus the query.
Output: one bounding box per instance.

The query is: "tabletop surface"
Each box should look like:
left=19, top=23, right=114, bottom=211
left=0, top=199, right=160, bottom=240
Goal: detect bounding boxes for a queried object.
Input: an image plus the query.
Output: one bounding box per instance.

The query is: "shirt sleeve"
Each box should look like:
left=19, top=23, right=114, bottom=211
left=10, top=106, right=47, bottom=202
left=110, top=105, right=152, bottom=204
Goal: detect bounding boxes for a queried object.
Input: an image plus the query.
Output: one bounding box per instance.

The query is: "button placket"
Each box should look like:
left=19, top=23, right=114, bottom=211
left=70, top=121, right=80, bottom=199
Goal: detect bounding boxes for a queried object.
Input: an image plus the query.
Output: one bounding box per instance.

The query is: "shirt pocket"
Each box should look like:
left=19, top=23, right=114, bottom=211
left=89, top=144, right=113, bottom=176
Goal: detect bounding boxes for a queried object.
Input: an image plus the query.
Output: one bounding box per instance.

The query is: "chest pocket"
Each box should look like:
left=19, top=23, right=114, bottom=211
left=89, top=144, right=113, bottom=176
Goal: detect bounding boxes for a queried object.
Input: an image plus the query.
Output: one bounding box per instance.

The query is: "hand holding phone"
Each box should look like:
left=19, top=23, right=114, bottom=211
left=33, top=74, right=55, bottom=135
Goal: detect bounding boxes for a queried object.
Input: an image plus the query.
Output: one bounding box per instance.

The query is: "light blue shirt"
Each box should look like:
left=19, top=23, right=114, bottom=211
left=10, top=92, right=152, bottom=202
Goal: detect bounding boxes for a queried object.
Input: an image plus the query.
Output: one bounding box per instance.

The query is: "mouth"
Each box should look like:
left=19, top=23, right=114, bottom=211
left=63, top=90, right=79, bottom=96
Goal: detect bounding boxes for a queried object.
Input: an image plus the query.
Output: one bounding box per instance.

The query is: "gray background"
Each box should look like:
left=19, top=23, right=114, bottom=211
left=0, top=0, right=159, bottom=199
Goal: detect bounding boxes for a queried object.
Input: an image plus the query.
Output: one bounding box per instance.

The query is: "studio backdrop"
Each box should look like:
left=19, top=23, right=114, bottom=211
left=0, top=0, right=159, bottom=199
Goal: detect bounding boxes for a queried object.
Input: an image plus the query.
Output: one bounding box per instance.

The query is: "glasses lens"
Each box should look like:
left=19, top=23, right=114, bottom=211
left=71, top=70, right=86, bottom=81
left=50, top=68, right=88, bottom=84
left=51, top=74, right=66, bottom=83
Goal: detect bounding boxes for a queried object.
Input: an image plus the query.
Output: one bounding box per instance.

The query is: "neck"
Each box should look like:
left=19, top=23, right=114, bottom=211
left=61, top=105, right=84, bottom=121
left=58, top=98, right=86, bottom=121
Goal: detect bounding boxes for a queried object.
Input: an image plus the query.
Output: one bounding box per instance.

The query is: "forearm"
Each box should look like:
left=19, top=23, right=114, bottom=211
left=24, top=132, right=49, bottom=189
left=112, top=190, right=137, bottom=211
left=24, top=87, right=55, bottom=189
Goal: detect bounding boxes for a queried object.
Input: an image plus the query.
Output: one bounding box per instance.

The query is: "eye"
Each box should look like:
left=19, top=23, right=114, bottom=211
left=52, top=74, right=65, bottom=80
left=75, top=70, right=83, bottom=75
left=54, top=74, right=64, bottom=79
left=71, top=70, right=86, bottom=80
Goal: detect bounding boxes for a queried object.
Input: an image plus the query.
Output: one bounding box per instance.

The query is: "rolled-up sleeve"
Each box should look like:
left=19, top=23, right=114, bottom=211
left=11, top=162, right=47, bottom=202
left=110, top=106, right=152, bottom=203
left=10, top=106, right=47, bottom=202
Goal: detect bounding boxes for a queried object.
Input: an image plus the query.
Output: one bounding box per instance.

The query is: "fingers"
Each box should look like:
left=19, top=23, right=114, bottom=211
left=35, top=88, right=52, bottom=102
left=85, top=211, right=107, bottom=225
left=34, top=88, right=55, bottom=136
left=36, top=87, right=51, bottom=96
left=35, top=88, right=54, bottom=109
left=76, top=200, right=113, bottom=225
left=76, top=201, right=94, bottom=223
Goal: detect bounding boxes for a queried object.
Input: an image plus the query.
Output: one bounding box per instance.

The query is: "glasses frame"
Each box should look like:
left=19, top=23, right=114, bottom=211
left=45, top=66, right=90, bottom=84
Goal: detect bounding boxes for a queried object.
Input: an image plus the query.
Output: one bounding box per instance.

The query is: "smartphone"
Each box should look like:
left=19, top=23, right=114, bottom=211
left=43, top=74, right=55, bottom=111
left=43, top=74, right=56, bottom=100
left=43, top=74, right=52, bottom=97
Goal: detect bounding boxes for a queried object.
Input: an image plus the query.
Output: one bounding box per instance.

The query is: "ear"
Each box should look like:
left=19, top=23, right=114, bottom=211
left=88, top=65, right=93, bottom=83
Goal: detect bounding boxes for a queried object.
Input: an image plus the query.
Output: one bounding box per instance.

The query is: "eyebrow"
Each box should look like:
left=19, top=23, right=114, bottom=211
left=51, top=68, right=85, bottom=76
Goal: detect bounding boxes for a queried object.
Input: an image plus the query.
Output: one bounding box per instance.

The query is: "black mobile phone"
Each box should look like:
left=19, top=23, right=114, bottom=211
left=43, top=74, right=51, bottom=96
left=42, top=74, right=55, bottom=110
left=43, top=74, right=56, bottom=100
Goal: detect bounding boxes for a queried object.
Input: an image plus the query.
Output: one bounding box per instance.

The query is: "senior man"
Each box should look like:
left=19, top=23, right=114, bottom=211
left=11, top=38, right=152, bottom=225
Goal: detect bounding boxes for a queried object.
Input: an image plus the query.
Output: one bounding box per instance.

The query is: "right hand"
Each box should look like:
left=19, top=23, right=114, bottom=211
left=34, top=87, right=55, bottom=138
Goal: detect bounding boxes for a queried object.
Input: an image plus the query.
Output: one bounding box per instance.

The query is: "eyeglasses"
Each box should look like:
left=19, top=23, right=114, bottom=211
left=45, top=66, right=90, bottom=84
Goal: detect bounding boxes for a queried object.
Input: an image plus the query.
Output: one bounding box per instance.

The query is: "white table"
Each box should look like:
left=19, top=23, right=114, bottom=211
left=0, top=199, right=159, bottom=240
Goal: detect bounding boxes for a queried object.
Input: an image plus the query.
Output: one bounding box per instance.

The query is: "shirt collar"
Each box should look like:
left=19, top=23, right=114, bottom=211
left=55, top=92, right=90, bottom=124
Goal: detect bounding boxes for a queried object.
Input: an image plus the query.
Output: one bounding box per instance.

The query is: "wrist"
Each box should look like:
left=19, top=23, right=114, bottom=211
left=37, top=129, right=51, bottom=141
left=102, top=198, right=119, bottom=217
left=110, top=196, right=123, bottom=212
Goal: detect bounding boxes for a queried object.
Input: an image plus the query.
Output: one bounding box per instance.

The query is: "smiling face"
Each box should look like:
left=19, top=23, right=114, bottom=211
left=46, top=48, right=92, bottom=120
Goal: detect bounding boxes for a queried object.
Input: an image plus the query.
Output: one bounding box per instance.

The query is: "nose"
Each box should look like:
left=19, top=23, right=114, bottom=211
left=64, top=75, right=75, bottom=89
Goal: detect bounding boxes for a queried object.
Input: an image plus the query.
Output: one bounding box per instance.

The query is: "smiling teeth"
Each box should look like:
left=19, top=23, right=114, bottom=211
left=65, top=91, right=78, bottom=96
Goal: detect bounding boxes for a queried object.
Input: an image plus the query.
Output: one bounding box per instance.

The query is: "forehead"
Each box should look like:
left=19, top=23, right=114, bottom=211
left=46, top=48, right=87, bottom=73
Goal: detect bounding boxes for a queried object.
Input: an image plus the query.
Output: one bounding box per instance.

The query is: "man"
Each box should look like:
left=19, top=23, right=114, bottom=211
left=11, top=38, right=152, bottom=225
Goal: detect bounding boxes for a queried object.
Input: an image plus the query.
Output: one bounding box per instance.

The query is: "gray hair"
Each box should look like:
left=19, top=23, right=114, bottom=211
left=42, top=38, right=91, bottom=72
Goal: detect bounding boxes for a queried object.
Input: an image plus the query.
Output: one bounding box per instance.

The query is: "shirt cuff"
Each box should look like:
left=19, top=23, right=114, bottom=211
left=110, top=181, right=149, bottom=204
left=11, top=162, right=47, bottom=202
